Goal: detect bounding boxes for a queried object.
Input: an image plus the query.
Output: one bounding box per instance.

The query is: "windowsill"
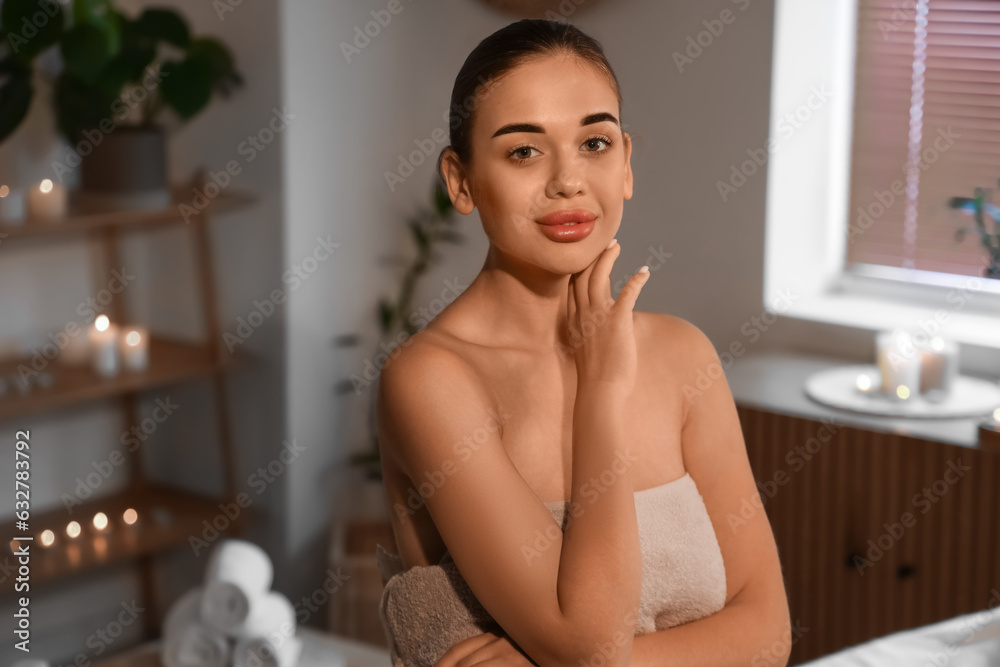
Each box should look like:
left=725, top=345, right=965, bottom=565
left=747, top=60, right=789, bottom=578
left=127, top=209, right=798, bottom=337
left=773, top=289, right=1000, bottom=351
left=727, top=349, right=995, bottom=449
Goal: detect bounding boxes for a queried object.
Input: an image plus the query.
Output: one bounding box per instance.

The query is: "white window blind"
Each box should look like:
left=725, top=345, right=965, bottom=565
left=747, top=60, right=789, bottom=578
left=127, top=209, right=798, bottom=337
left=846, top=0, right=1000, bottom=281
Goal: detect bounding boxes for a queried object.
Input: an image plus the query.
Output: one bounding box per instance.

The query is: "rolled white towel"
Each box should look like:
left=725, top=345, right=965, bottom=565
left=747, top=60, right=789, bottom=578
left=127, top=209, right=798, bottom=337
left=161, top=622, right=230, bottom=667
left=201, top=539, right=273, bottom=634
left=163, top=588, right=204, bottom=640
left=233, top=634, right=303, bottom=667
left=239, top=591, right=297, bottom=639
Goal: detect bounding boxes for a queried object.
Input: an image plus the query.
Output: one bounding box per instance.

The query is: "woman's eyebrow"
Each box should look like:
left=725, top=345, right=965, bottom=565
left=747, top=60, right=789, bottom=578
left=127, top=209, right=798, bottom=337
left=491, top=112, right=619, bottom=138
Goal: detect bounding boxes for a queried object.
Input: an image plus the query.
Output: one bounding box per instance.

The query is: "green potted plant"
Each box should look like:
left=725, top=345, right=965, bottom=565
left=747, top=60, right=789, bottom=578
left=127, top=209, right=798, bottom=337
left=0, top=0, right=242, bottom=208
left=334, top=180, right=461, bottom=481
left=949, top=180, right=1000, bottom=279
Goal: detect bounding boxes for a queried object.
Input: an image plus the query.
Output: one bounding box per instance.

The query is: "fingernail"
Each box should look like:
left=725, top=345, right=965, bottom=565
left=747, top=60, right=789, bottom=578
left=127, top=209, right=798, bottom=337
left=639, top=265, right=649, bottom=274
left=607, top=237, right=617, bottom=249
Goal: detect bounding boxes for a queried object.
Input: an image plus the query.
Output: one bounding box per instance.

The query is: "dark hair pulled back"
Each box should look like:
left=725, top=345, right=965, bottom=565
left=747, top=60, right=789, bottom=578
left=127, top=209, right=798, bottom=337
left=436, top=19, right=623, bottom=181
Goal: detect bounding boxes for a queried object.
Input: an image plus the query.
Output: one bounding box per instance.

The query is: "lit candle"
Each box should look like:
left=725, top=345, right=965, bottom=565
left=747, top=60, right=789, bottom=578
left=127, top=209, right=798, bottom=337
left=89, top=314, right=120, bottom=377
left=93, top=512, right=109, bottom=531
left=120, top=327, right=149, bottom=372
left=919, top=336, right=959, bottom=400
left=66, top=520, right=81, bottom=539
left=40, top=529, right=55, bottom=547
left=123, top=508, right=138, bottom=526
left=856, top=373, right=874, bottom=394
left=876, top=330, right=921, bottom=399
left=0, top=184, right=26, bottom=224
left=27, top=178, right=68, bottom=221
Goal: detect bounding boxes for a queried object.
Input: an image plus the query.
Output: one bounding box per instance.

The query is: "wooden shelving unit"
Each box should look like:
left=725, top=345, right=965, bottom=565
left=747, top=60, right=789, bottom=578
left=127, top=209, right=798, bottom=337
left=0, top=174, right=256, bottom=636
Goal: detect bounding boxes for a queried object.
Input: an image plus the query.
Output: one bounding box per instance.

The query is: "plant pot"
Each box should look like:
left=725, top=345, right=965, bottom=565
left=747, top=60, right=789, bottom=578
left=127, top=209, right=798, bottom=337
left=77, top=125, right=172, bottom=212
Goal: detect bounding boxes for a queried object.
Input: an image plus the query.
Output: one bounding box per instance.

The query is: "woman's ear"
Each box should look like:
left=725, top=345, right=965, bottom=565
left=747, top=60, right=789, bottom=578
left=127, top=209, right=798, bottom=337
left=622, top=132, right=634, bottom=201
left=439, top=147, right=476, bottom=215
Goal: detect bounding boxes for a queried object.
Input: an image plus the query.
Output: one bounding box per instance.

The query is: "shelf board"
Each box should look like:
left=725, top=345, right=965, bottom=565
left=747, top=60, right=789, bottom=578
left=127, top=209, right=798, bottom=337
left=1, top=484, right=251, bottom=594
left=0, top=182, right=256, bottom=240
left=0, top=335, right=244, bottom=422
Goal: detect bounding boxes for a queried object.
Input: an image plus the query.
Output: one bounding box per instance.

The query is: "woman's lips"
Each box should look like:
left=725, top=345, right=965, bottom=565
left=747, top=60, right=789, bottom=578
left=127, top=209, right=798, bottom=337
left=536, top=209, right=597, bottom=242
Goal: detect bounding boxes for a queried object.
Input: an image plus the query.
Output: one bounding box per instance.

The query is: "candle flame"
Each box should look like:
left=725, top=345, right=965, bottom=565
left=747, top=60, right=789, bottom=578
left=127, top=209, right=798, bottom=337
left=39, top=179, right=53, bottom=194
left=0, top=185, right=8, bottom=198
left=125, top=330, right=141, bottom=346
left=95, top=314, right=110, bottom=332
left=66, top=520, right=81, bottom=538
left=93, top=512, right=109, bottom=531
left=40, top=530, right=55, bottom=547
left=896, top=385, right=911, bottom=400
left=994, top=407, right=1000, bottom=424
left=856, top=374, right=872, bottom=391
left=931, top=337, right=945, bottom=351
left=123, top=508, right=138, bottom=525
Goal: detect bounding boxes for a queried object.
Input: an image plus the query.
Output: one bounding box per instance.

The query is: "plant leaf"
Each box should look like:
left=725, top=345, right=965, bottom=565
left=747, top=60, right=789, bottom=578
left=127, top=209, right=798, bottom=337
left=60, top=22, right=116, bottom=83
left=187, top=37, right=242, bottom=92
left=378, top=298, right=395, bottom=333
left=433, top=180, right=453, bottom=218
left=1, top=0, right=64, bottom=64
left=135, top=7, right=190, bottom=48
left=53, top=71, right=116, bottom=143
left=0, top=63, right=32, bottom=143
left=160, top=56, right=212, bottom=120
left=409, top=221, right=429, bottom=250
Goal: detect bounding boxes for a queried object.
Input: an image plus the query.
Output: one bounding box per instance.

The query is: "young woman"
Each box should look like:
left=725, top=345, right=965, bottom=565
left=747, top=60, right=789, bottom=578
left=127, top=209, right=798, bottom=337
left=375, top=19, right=790, bottom=667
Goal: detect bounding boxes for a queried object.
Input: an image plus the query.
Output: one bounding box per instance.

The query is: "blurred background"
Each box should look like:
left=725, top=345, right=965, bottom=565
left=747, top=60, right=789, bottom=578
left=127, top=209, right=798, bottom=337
left=0, top=0, right=998, bottom=665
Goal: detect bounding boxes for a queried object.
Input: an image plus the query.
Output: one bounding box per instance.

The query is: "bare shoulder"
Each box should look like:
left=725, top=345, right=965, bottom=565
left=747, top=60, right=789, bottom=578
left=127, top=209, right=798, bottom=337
left=376, top=329, right=497, bottom=476
left=633, top=311, right=720, bottom=418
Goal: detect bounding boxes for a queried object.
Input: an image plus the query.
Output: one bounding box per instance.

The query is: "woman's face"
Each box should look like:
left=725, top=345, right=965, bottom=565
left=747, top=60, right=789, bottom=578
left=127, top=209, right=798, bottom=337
left=444, top=52, right=633, bottom=276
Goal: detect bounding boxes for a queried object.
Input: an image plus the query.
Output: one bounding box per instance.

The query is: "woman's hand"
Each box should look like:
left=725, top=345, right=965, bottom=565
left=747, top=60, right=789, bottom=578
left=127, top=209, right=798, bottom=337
left=434, top=631, right=538, bottom=666
left=566, top=239, right=650, bottom=395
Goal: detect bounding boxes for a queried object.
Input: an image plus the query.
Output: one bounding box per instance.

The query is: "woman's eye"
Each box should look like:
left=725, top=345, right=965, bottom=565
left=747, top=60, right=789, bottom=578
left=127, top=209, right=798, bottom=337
left=583, top=137, right=611, bottom=152
left=509, top=145, right=540, bottom=160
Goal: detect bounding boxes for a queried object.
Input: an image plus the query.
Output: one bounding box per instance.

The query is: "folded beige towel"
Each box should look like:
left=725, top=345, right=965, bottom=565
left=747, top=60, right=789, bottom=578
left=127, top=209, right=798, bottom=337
left=376, top=472, right=727, bottom=667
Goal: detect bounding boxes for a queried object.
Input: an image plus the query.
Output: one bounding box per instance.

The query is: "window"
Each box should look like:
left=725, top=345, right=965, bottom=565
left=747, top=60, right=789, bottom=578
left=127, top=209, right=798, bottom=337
left=764, top=0, right=1000, bottom=351
left=846, top=0, right=1000, bottom=282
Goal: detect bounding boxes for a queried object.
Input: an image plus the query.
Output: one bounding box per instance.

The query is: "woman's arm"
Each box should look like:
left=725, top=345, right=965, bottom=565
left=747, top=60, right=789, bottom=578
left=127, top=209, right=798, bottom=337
left=625, top=314, right=791, bottom=667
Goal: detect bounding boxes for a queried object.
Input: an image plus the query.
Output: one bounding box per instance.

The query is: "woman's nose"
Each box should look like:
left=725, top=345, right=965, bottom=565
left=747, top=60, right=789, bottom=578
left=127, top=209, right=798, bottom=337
left=545, top=152, right=586, bottom=198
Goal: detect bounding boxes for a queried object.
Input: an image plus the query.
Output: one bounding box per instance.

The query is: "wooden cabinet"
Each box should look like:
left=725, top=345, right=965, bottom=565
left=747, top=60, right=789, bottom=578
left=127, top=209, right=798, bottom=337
left=738, top=404, right=1000, bottom=664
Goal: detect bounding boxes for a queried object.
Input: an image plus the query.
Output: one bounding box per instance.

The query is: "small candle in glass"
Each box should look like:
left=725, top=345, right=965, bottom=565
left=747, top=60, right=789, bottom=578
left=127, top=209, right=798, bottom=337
left=919, top=336, right=959, bottom=400
left=89, top=315, right=120, bottom=377
left=876, top=329, right=921, bottom=398
left=27, top=178, right=68, bottom=221
left=121, top=327, right=149, bottom=372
